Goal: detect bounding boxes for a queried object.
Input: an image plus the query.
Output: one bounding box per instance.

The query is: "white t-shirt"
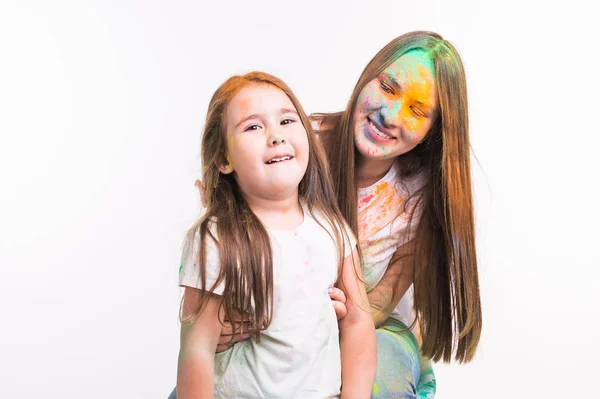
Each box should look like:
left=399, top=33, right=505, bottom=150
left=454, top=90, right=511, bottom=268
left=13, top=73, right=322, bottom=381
left=357, top=161, right=424, bottom=329
left=179, top=204, right=356, bottom=399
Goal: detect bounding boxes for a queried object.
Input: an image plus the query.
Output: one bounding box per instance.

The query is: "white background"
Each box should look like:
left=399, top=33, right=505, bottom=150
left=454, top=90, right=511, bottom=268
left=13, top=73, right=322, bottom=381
left=1, top=0, right=599, bottom=398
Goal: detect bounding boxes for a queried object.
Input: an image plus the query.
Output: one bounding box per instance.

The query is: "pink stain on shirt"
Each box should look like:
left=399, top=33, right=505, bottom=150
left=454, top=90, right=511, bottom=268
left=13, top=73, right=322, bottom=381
left=360, top=193, right=374, bottom=205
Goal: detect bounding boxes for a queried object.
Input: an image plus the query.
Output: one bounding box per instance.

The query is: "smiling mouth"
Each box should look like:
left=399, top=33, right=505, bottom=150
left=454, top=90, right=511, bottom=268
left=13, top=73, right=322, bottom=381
left=367, top=117, right=395, bottom=140
left=265, top=155, right=294, bottom=164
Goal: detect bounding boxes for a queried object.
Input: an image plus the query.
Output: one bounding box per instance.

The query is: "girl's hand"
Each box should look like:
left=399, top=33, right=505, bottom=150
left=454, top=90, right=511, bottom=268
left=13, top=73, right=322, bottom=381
left=329, top=287, right=348, bottom=320
left=216, top=308, right=255, bottom=352
left=215, top=291, right=348, bottom=352
left=199, top=178, right=349, bottom=347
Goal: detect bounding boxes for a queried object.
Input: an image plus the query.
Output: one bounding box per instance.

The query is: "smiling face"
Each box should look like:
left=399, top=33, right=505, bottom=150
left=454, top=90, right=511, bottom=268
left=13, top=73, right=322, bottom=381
left=353, top=50, right=438, bottom=160
left=221, top=83, right=309, bottom=199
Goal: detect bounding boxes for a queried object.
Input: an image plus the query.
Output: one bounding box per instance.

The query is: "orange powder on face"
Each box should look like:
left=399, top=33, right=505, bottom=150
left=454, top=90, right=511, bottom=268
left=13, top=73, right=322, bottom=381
left=395, top=64, right=435, bottom=132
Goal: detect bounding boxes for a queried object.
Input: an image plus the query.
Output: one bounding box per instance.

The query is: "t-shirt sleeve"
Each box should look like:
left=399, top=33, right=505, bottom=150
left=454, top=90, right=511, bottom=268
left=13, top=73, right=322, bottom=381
left=178, top=220, right=225, bottom=295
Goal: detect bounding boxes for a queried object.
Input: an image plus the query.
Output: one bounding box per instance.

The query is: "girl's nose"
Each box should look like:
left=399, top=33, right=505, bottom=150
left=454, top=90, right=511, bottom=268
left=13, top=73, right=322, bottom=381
left=380, top=100, right=402, bottom=128
left=268, top=132, right=285, bottom=146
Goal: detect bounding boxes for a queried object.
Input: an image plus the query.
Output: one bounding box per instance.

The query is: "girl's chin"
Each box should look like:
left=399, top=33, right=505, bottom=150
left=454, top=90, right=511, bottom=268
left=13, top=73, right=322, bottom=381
left=356, top=140, right=396, bottom=160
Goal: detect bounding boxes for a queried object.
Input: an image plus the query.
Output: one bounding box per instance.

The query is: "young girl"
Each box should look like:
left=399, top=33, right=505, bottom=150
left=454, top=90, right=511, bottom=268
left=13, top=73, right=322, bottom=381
left=174, top=72, right=376, bottom=398
left=197, top=32, right=482, bottom=399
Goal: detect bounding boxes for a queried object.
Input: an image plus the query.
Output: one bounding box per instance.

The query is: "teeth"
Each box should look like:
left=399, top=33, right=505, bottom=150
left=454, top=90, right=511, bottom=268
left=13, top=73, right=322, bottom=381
left=267, top=156, right=291, bottom=164
left=369, top=121, right=393, bottom=139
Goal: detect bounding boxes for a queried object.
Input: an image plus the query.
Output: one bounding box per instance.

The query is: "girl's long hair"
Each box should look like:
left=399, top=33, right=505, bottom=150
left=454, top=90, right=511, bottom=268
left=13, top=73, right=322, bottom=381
left=313, top=32, right=481, bottom=362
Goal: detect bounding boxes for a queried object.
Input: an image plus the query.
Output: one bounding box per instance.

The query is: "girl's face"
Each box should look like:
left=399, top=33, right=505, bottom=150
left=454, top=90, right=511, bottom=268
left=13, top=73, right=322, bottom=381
left=353, top=50, right=438, bottom=161
left=221, top=84, right=309, bottom=199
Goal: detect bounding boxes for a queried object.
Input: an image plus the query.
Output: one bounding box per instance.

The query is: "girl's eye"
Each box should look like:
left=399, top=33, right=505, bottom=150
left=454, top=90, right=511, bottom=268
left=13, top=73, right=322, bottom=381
left=410, top=106, right=427, bottom=118
left=244, top=124, right=261, bottom=132
left=281, top=118, right=295, bottom=125
left=380, top=80, right=394, bottom=95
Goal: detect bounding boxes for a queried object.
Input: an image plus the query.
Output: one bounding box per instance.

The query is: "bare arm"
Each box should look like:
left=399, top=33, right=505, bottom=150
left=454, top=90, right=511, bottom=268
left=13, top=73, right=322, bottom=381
left=177, top=288, right=224, bottom=399
left=338, top=247, right=377, bottom=399
left=366, top=240, right=437, bottom=390
left=367, top=241, right=415, bottom=328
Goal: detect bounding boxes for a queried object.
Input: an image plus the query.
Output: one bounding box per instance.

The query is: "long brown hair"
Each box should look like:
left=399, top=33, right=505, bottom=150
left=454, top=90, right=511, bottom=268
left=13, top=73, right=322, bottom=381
left=181, top=72, right=353, bottom=342
left=313, top=31, right=481, bottom=362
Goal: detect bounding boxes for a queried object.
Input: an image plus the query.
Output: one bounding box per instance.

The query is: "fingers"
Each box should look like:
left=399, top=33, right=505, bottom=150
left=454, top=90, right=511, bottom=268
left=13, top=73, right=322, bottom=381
left=216, top=309, right=255, bottom=353
left=217, top=319, right=253, bottom=351
left=329, top=287, right=348, bottom=320
left=219, top=320, right=253, bottom=337
left=215, top=329, right=250, bottom=352
left=328, top=287, right=347, bottom=304
left=218, top=308, right=255, bottom=348
left=217, top=328, right=251, bottom=346
left=216, top=343, right=233, bottom=353
left=332, top=300, right=348, bottom=320
left=226, top=307, right=245, bottom=322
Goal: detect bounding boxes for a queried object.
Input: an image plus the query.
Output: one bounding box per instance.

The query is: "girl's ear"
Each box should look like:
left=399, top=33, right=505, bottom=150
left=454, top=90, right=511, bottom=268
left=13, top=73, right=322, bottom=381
left=219, top=156, right=234, bottom=174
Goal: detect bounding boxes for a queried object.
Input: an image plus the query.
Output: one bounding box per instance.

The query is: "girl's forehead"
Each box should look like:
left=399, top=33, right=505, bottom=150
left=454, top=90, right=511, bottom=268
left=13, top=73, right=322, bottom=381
left=384, top=50, right=435, bottom=83
left=228, top=84, right=294, bottom=116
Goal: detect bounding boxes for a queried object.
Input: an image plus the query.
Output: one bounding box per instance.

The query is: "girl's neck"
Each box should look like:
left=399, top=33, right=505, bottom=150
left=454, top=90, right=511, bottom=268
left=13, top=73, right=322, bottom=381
left=355, top=155, right=396, bottom=189
left=244, top=191, right=304, bottom=230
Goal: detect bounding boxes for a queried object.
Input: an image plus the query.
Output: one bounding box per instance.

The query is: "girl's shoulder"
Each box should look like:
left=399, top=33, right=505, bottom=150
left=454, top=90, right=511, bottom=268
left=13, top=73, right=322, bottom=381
left=187, top=216, right=219, bottom=252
